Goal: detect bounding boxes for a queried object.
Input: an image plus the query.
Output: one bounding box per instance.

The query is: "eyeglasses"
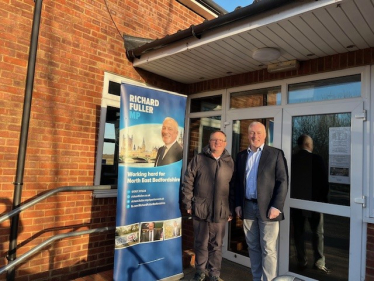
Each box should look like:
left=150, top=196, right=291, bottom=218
left=210, top=139, right=226, bottom=143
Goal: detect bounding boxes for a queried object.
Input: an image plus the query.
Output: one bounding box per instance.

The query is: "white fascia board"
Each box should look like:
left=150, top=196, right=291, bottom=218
left=133, top=0, right=344, bottom=67
left=178, top=0, right=219, bottom=20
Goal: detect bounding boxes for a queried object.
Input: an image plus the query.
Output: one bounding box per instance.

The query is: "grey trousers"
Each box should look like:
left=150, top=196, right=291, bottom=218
left=193, top=218, right=226, bottom=277
left=243, top=201, right=279, bottom=281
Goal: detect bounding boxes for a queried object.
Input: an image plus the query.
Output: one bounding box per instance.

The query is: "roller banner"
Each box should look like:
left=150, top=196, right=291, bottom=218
left=113, top=83, right=186, bottom=281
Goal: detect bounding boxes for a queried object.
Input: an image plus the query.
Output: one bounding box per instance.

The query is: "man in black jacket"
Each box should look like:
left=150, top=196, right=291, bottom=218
left=291, top=134, right=330, bottom=274
left=234, top=122, right=288, bottom=281
left=181, top=130, right=235, bottom=281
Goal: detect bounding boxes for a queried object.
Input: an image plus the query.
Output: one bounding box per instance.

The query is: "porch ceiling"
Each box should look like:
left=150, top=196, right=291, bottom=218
left=132, top=0, right=374, bottom=84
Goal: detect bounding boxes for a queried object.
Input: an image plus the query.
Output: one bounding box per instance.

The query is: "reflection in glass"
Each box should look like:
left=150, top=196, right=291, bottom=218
left=288, top=74, right=361, bottom=104
left=230, top=86, right=281, bottom=109
left=187, top=117, right=221, bottom=163
left=100, top=106, right=120, bottom=185
left=190, top=95, right=222, bottom=113
left=289, top=208, right=349, bottom=281
left=228, top=118, right=274, bottom=257
left=291, top=113, right=351, bottom=206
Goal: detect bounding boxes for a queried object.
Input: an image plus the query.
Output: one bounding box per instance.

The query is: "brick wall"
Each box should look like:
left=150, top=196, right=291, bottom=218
left=367, top=224, right=374, bottom=280
left=0, top=0, right=203, bottom=280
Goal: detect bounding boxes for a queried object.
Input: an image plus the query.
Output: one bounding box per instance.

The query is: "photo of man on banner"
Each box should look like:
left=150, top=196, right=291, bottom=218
left=140, top=222, right=164, bottom=242
left=154, top=117, right=183, bottom=167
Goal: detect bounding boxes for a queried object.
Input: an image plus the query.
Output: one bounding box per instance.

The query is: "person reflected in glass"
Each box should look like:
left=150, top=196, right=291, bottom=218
left=154, top=117, right=183, bottom=167
left=291, top=134, right=331, bottom=274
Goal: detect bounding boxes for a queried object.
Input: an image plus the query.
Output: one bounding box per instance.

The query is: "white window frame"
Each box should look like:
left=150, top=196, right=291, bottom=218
left=93, top=72, right=145, bottom=198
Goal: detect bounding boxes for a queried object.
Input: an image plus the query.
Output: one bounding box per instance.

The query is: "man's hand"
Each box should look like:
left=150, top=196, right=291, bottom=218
left=268, top=207, right=280, bottom=219
left=228, top=215, right=233, bottom=221
left=235, top=206, right=242, bottom=219
left=187, top=209, right=192, bottom=215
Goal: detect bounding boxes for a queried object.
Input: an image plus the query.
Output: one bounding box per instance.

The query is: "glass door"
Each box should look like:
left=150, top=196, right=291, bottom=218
left=279, top=101, right=364, bottom=281
left=222, top=106, right=283, bottom=266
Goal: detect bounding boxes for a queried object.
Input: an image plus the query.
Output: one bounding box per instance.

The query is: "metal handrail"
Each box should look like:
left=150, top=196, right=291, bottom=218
left=0, top=185, right=116, bottom=277
left=0, top=185, right=114, bottom=223
left=0, top=226, right=115, bottom=274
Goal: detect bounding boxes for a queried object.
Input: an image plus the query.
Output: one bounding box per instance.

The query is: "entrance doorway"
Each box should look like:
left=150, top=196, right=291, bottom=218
left=186, top=70, right=366, bottom=281
left=222, top=101, right=364, bottom=281
left=222, top=106, right=282, bottom=268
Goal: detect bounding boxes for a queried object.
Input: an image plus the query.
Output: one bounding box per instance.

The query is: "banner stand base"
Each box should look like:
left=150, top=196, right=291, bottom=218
left=159, top=272, right=184, bottom=281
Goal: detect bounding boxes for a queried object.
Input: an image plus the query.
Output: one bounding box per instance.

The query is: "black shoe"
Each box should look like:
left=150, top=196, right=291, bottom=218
left=314, top=264, right=331, bottom=274
left=190, top=271, right=206, bottom=281
left=297, top=260, right=308, bottom=270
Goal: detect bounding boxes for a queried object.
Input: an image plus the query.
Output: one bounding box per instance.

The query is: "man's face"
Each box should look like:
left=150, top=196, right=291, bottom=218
left=209, top=132, right=227, bottom=155
left=248, top=123, right=266, bottom=150
left=148, top=223, right=154, bottom=230
left=308, top=137, right=314, bottom=152
left=162, top=119, right=178, bottom=145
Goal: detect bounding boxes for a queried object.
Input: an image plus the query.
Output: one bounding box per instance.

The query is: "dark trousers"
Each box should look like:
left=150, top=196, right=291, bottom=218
left=291, top=209, right=325, bottom=267
left=193, top=218, right=226, bottom=277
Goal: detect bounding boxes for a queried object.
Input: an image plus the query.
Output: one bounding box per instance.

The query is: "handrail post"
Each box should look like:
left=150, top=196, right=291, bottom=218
left=7, top=1, right=43, bottom=280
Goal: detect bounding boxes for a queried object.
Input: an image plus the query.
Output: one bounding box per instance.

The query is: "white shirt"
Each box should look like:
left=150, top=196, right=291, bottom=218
left=245, top=144, right=264, bottom=200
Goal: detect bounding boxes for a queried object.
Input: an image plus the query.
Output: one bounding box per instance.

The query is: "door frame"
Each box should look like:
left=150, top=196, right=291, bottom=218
left=222, top=106, right=283, bottom=266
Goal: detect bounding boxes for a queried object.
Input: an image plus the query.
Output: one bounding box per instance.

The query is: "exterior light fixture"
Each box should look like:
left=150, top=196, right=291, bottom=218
left=267, top=59, right=299, bottom=73
left=252, top=47, right=281, bottom=62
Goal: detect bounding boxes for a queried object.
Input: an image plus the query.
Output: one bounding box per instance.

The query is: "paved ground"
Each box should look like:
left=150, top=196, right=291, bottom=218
left=73, top=258, right=253, bottom=281
left=181, top=259, right=253, bottom=281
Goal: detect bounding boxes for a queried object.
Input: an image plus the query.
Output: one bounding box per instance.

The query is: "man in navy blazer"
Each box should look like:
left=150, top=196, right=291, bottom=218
left=154, top=117, right=183, bottom=167
left=235, top=122, right=288, bottom=281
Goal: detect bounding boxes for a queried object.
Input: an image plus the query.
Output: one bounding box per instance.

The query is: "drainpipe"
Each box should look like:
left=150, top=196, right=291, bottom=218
left=7, top=0, right=43, bottom=280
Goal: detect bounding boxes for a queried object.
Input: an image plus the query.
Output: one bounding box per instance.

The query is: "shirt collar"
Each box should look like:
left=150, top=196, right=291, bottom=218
left=247, top=144, right=265, bottom=153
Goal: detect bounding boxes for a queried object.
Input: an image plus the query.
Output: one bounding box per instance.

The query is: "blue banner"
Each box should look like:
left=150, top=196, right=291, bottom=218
left=113, top=84, right=186, bottom=281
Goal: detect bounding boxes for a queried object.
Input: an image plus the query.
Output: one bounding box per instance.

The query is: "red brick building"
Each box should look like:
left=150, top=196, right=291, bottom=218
left=1, top=0, right=374, bottom=280
left=0, top=0, right=206, bottom=280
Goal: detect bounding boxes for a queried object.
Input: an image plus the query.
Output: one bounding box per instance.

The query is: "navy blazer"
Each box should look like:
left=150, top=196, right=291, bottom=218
left=235, top=145, right=289, bottom=221
left=154, top=141, right=183, bottom=167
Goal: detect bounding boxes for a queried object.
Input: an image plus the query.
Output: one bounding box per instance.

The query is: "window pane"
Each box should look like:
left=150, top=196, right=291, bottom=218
left=230, top=86, right=281, bottom=109
left=289, top=209, right=349, bottom=281
left=291, top=113, right=351, bottom=206
left=187, top=117, right=221, bottom=163
left=103, top=142, right=115, bottom=165
left=100, top=106, right=120, bottom=185
left=108, top=81, right=121, bottom=96
left=288, top=75, right=361, bottom=104
left=190, top=95, right=222, bottom=112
